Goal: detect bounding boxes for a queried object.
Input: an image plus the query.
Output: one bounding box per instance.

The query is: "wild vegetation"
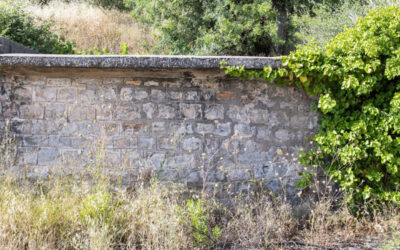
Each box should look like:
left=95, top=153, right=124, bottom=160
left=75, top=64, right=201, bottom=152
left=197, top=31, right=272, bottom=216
left=0, top=0, right=400, bottom=248
left=225, top=6, right=400, bottom=209
left=0, top=137, right=398, bottom=249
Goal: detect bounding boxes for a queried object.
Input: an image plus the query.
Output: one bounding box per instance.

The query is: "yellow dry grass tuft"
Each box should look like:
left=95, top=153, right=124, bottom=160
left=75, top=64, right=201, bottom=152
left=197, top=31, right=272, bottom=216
left=26, top=1, right=154, bottom=54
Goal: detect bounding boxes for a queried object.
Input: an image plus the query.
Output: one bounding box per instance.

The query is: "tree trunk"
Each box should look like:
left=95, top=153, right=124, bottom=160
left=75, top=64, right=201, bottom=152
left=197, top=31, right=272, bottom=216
left=272, top=0, right=290, bottom=55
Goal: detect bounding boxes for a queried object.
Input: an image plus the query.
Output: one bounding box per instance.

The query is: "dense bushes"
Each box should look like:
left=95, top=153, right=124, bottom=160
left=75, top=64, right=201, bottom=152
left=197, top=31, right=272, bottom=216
left=0, top=1, right=75, bottom=54
left=225, top=6, right=400, bottom=208
left=125, top=0, right=325, bottom=56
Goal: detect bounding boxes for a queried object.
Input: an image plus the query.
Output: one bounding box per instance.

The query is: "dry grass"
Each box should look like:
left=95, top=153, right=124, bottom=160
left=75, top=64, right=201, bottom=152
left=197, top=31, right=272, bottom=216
left=25, top=1, right=154, bottom=54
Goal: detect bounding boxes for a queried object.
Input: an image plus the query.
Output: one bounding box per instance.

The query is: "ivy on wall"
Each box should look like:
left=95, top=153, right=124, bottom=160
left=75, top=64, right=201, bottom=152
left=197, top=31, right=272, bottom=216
left=224, top=6, right=400, bottom=209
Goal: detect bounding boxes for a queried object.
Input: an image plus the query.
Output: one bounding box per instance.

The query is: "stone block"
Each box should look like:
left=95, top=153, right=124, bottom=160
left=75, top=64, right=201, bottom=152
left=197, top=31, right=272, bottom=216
left=162, top=81, right=181, bottom=88
left=14, top=87, right=32, bottom=101
left=34, top=87, right=57, bottom=102
left=274, top=129, right=290, bottom=143
left=144, top=81, right=159, bottom=87
left=138, top=137, right=155, bottom=150
left=95, top=104, right=113, bottom=120
left=23, top=135, right=48, bottom=147
left=195, top=123, right=214, bottom=134
left=256, top=126, right=272, bottom=140
left=114, top=136, right=137, bottom=148
left=169, top=91, right=183, bottom=100
left=290, top=114, right=308, bottom=128
left=121, top=122, right=149, bottom=135
left=98, top=87, right=117, bottom=102
left=180, top=103, right=202, bottom=119
left=120, top=88, right=133, bottom=101
left=126, top=80, right=141, bottom=86
left=134, top=88, right=148, bottom=100
left=158, top=105, right=176, bottom=119
left=47, top=78, right=71, bottom=86
left=57, top=88, right=76, bottom=102
left=214, top=122, right=231, bottom=137
left=234, top=123, right=255, bottom=138
left=69, top=105, right=96, bottom=122
left=182, top=137, right=201, bottom=152
left=227, top=169, right=251, bottom=181
left=205, top=104, right=224, bottom=120
left=44, top=103, right=66, bottom=119
left=143, top=103, right=156, bottom=119
left=114, top=106, right=141, bottom=120
left=151, top=89, right=166, bottom=101
left=216, top=91, right=235, bottom=100
left=184, top=91, right=199, bottom=101
left=38, top=148, right=60, bottom=164
left=77, top=87, right=97, bottom=104
left=20, top=103, right=44, bottom=119
left=158, top=136, right=178, bottom=150
left=152, top=122, right=166, bottom=133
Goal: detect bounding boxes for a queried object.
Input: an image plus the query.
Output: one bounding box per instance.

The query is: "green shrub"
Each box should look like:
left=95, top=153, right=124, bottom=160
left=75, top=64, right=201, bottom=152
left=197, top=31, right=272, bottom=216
left=294, top=0, right=400, bottom=47
left=125, top=0, right=293, bottom=55
left=224, top=6, right=400, bottom=209
left=89, top=0, right=129, bottom=10
left=177, top=199, right=221, bottom=247
left=0, top=1, right=75, bottom=54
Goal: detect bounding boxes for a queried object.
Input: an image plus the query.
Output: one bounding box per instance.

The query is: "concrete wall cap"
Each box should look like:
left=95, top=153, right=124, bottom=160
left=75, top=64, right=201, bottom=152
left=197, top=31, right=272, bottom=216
left=0, top=54, right=281, bottom=69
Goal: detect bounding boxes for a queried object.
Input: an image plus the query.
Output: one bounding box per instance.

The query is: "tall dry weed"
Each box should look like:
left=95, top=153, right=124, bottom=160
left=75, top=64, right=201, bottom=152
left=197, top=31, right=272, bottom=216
left=26, top=1, right=154, bottom=54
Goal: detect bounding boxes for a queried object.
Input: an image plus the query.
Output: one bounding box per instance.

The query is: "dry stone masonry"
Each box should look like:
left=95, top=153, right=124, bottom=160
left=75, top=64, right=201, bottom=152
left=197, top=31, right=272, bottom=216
left=0, top=54, right=318, bottom=197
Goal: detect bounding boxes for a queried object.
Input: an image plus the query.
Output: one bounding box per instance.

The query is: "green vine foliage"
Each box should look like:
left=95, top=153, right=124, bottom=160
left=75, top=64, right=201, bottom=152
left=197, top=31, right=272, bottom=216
left=224, top=6, right=400, bottom=208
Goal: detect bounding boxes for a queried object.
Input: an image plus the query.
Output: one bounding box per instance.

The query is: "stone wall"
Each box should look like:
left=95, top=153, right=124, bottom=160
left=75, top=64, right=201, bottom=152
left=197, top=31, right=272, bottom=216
left=0, top=37, right=38, bottom=54
left=0, top=55, right=318, bottom=197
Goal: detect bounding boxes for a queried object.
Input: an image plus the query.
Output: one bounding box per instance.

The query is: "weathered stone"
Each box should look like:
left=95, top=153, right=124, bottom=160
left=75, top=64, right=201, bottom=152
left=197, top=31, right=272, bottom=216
left=57, top=88, right=76, bottom=102
left=95, top=104, right=113, bottom=120
left=44, top=103, right=66, bottom=119
left=227, top=169, right=251, bottom=181
left=256, top=126, right=272, bottom=140
left=185, top=91, right=199, bottom=101
left=34, top=87, right=57, bottom=102
left=23, top=136, right=48, bottom=147
left=290, top=114, right=308, bottom=128
left=0, top=54, right=318, bottom=198
left=114, top=136, right=137, bottom=148
left=121, top=122, right=149, bottom=135
left=47, top=78, right=71, bottom=86
left=216, top=91, right=235, bottom=100
left=38, top=148, right=60, bottom=164
left=182, top=137, right=202, bottom=152
left=180, top=103, right=202, bottom=119
left=158, top=105, right=176, bottom=119
left=20, top=103, right=44, bottom=119
left=234, top=123, right=255, bottom=138
left=138, top=137, right=155, bottom=149
left=151, top=89, right=166, bottom=101
left=120, top=88, right=133, bottom=101
left=152, top=122, right=166, bottom=133
left=275, top=129, right=290, bottom=143
left=143, top=103, right=155, bottom=119
left=69, top=105, right=96, bottom=122
left=195, top=123, right=214, bottom=134
left=126, top=80, right=141, bottom=86
left=114, top=106, right=141, bottom=120
left=158, top=136, right=178, bottom=150
left=144, top=81, right=159, bottom=87
left=169, top=91, right=183, bottom=100
left=214, top=122, right=231, bottom=137
left=204, top=104, right=224, bottom=120
left=14, top=87, right=32, bottom=101
left=134, top=88, right=148, bottom=100
left=163, top=81, right=181, bottom=88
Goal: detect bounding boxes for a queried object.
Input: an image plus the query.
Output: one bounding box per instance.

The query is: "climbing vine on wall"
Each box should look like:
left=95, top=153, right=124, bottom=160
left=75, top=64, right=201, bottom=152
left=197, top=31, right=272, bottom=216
left=224, top=6, right=400, bottom=208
